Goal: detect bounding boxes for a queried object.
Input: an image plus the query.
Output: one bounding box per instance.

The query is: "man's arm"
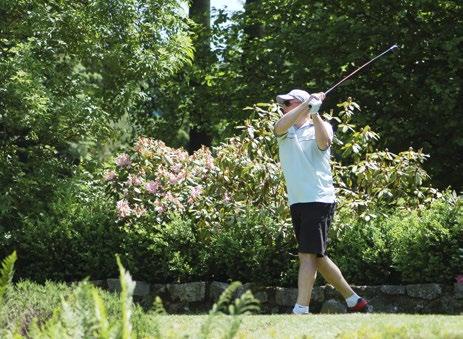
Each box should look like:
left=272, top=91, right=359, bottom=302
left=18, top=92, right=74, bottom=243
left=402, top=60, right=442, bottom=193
left=274, top=100, right=311, bottom=136
left=311, top=113, right=332, bottom=150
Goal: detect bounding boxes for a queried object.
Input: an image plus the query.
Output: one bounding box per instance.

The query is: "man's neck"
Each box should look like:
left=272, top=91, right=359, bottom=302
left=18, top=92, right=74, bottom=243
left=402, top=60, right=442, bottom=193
left=294, top=114, right=310, bottom=128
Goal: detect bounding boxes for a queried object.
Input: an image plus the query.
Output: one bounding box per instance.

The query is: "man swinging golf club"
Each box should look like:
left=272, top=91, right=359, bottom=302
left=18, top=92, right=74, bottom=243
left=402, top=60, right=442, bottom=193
left=274, top=89, right=370, bottom=314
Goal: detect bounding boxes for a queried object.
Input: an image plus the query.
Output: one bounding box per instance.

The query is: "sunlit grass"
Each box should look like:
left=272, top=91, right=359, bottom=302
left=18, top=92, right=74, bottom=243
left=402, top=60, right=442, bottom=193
left=153, top=314, right=463, bottom=338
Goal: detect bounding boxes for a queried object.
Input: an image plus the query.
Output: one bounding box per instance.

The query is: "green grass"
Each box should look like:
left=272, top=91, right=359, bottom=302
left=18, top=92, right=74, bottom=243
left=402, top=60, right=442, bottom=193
left=2, top=279, right=463, bottom=338
left=152, top=314, right=463, bottom=338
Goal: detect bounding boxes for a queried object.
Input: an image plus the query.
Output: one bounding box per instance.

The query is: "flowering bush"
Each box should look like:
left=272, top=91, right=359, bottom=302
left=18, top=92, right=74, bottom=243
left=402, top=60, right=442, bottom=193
left=104, top=99, right=442, bottom=228
left=97, top=99, right=460, bottom=284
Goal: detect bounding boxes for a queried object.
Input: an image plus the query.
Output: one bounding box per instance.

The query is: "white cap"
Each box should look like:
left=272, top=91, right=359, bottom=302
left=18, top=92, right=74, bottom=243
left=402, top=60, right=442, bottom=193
left=276, top=89, right=311, bottom=104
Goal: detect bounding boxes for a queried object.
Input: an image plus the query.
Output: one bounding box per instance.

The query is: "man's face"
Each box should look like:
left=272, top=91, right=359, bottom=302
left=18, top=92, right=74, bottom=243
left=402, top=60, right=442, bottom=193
left=280, top=98, right=302, bottom=114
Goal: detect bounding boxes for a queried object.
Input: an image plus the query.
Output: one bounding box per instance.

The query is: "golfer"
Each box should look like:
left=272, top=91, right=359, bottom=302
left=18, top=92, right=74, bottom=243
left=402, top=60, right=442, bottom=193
left=274, top=89, right=370, bottom=314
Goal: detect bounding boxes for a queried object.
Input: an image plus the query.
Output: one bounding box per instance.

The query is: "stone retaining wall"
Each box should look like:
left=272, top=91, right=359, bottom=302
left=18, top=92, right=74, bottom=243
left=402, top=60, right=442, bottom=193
left=92, top=280, right=463, bottom=314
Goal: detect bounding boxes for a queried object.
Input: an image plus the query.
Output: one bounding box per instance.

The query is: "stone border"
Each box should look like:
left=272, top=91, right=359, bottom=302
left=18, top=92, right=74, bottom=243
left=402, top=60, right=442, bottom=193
left=92, top=279, right=463, bottom=314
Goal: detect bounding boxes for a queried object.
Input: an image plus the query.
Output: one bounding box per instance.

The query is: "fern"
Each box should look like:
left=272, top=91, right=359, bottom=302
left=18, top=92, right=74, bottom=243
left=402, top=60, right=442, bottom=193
left=92, top=288, right=111, bottom=339
left=0, top=251, right=17, bottom=304
left=210, top=281, right=242, bottom=315
left=116, top=255, right=135, bottom=339
left=229, top=290, right=260, bottom=316
left=200, top=282, right=261, bottom=339
left=151, top=296, right=167, bottom=315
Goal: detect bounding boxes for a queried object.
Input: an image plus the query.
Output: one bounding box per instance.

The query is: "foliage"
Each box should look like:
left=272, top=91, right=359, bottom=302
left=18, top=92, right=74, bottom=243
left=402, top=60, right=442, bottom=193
left=0, top=251, right=16, bottom=304
left=0, top=254, right=260, bottom=339
left=161, top=0, right=463, bottom=191
left=105, top=99, right=441, bottom=225
left=0, top=0, right=193, bottom=231
left=330, top=191, right=463, bottom=284
left=4, top=172, right=121, bottom=283
left=387, top=193, right=463, bottom=283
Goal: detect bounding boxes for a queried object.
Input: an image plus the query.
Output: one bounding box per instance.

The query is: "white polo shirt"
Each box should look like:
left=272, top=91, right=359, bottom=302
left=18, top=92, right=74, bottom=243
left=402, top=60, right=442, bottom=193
left=277, top=120, right=336, bottom=206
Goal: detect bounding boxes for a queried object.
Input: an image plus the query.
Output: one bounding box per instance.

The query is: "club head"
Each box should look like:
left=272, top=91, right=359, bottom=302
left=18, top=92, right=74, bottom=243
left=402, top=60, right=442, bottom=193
left=390, top=44, right=399, bottom=52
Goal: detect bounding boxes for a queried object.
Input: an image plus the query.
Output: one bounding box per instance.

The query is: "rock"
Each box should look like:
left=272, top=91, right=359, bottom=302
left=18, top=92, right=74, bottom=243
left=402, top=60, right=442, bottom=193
left=381, top=285, right=406, bottom=295
left=320, top=299, right=346, bottom=314
left=406, top=284, right=442, bottom=300
left=255, top=291, right=268, bottom=303
left=168, top=282, right=206, bottom=302
left=312, top=286, right=325, bottom=303
left=322, top=284, right=338, bottom=299
left=106, top=279, right=150, bottom=296
left=236, top=283, right=253, bottom=297
left=209, top=281, right=229, bottom=302
left=275, top=287, right=298, bottom=306
left=89, top=280, right=106, bottom=288
left=353, top=285, right=382, bottom=300
left=151, top=284, right=167, bottom=295
left=454, top=283, right=463, bottom=299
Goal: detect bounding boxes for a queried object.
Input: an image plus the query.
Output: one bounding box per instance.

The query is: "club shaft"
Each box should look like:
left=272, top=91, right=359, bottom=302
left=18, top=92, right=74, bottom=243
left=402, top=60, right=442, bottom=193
left=325, top=45, right=398, bottom=95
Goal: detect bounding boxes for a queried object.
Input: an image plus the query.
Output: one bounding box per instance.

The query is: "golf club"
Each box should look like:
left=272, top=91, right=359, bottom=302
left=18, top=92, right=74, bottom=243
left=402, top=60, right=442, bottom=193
left=324, top=44, right=399, bottom=95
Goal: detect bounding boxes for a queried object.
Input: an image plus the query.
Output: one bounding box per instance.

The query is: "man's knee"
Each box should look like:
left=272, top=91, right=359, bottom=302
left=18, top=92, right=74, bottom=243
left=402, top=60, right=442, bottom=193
left=298, top=252, right=318, bottom=263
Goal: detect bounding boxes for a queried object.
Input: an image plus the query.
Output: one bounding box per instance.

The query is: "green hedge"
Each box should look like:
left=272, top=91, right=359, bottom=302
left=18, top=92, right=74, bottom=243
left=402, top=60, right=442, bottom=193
left=2, top=186, right=461, bottom=286
left=330, top=196, right=463, bottom=285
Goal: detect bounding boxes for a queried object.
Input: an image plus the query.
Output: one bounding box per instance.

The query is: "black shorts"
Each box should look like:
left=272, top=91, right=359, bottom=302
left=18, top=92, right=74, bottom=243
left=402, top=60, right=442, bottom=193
left=290, top=202, right=336, bottom=257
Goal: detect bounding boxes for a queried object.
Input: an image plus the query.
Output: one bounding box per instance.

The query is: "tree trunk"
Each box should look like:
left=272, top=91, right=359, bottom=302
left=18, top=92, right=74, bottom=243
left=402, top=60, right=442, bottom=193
left=187, top=0, right=213, bottom=154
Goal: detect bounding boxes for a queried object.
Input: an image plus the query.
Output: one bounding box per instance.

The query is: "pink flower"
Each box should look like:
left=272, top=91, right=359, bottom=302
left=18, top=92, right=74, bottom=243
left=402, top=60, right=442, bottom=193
left=171, top=163, right=182, bottom=174
left=116, top=199, right=132, bottom=218
left=187, top=186, right=202, bottom=204
left=165, top=192, right=183, bottom=209
left=126, top=174, right=142, bottom=187
left=145, top=180, right=160, bottom=194
left=103, top=170, right=117, bottom=181
left=115, top=153, right=132, bottom=168
left=177, top=150, right=189, bottom=161
left=134, top=137, right=153, bottom=153
left=153, top=199, right=166, bottom=214
left=456, top=275, right=463, bottom=284
left=133, top=205, right=147, bottom=218
left=168, top=172, right=186, bottom=185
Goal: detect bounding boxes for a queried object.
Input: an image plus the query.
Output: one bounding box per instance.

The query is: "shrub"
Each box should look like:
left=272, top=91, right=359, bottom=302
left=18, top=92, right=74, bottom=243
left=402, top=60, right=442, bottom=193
left=206, top=205, right=294, bottom=285
left=121, top=213, right=204, bottom=283
left=98, top=100, right=450, bottom=285
left=6, top=172, right=121, bottom=282
left=387, top=193, right=463, bottom=283
left=330, top=192, right=463, bottom=285
left=329, top=208, right=397, bottom=285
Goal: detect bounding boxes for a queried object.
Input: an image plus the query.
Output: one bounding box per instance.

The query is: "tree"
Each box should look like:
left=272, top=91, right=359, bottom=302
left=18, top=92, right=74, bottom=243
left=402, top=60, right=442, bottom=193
left=210, top=0, right=463, bottom=190
left=0, top=0, right=193, bottom=228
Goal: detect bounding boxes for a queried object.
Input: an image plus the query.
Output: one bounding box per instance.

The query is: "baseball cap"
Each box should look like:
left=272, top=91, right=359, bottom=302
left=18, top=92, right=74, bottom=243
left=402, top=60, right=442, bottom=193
left=276, top=89, right=311, bottom=104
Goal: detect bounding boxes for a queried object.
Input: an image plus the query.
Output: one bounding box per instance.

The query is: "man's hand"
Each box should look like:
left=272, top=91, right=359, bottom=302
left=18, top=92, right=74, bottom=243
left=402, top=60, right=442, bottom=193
left=307, top=92, right=325, bottom=114
left=308, top=97, right=322, bottom=114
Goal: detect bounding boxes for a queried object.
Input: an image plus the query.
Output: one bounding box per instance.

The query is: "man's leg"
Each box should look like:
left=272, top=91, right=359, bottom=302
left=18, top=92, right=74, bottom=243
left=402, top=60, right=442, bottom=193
left=296, top=253, right=318, bottom=306
left=317, top=256, right=370, bottom=312
left=316, top=256, right=354, bottom=298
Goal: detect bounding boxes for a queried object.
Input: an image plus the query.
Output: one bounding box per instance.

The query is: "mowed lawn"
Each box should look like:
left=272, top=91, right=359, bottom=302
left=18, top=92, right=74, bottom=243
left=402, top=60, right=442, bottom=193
left=154, top=314, right=463, bottom=338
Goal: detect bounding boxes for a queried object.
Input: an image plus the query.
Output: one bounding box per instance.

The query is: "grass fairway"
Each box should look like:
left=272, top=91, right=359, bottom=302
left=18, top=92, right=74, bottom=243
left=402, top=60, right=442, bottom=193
left=156, top=314, right=463, bottom=338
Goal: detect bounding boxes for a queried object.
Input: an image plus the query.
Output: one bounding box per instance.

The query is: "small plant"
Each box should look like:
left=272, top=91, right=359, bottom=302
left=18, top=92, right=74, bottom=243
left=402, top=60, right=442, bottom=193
left=0, top=251, right=16, bottom=304
left=200, top=282, right=260, bottom=339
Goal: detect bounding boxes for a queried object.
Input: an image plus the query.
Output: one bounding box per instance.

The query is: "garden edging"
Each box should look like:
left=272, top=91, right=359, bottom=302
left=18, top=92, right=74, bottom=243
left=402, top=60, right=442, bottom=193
left=92, top=280, right=463, bottom=314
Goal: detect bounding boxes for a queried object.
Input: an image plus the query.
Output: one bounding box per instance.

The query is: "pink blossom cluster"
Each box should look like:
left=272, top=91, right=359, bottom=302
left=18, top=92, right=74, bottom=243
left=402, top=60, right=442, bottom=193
left=103, top=170, right=117, bottom=181
left=126, top=174, right=143, bottom=187
left=187, top=185, right=203, bottom=204
left=145, top=180, right=160, bottom=194
left=115, top=153, right=132, bottom=168
left=116, top=199, right=147, bottom=219
left=116, top=199, right=131, bottom=218
left=164, top=192, right=184, bottom=210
